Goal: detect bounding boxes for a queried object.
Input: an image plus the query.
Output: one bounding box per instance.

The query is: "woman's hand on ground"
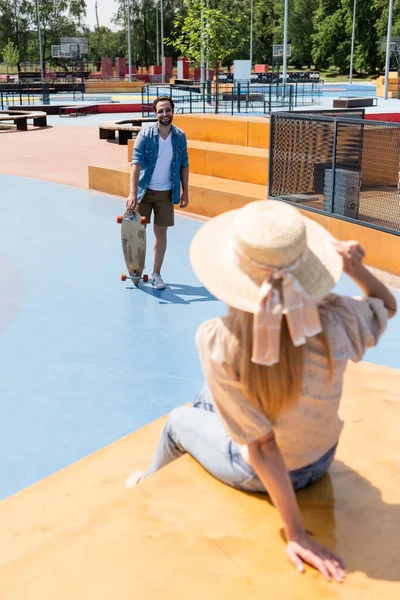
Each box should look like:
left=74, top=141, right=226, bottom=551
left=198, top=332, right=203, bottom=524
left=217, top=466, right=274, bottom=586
left=286, top=531, right=345, bottom=583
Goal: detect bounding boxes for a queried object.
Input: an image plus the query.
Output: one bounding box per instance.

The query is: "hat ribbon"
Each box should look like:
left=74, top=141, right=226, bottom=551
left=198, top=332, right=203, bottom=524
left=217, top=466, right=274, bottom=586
left=234, top=245, right=323, bottom=366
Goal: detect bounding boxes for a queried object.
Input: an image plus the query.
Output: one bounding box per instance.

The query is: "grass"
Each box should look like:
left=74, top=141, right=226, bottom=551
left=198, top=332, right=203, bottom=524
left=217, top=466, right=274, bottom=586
left=0, top=64, right=18, bottom=74
left=285, top=65, right=375, bottom=83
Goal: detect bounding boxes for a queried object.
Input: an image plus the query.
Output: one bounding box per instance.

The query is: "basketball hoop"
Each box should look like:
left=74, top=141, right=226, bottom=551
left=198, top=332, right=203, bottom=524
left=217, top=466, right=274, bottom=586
left=273, top=44, right=292, bottom=58
left=51, top=45, right=61, bottom=58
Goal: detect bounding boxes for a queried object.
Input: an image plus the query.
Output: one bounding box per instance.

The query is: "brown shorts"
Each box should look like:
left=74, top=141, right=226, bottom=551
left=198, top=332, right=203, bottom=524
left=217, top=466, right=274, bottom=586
left=137, top=189, right=174, bottom=227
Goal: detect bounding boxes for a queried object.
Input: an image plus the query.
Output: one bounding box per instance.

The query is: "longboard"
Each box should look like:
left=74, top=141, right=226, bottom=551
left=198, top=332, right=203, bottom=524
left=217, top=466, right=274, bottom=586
left=116, top=210, right=148, bottom=286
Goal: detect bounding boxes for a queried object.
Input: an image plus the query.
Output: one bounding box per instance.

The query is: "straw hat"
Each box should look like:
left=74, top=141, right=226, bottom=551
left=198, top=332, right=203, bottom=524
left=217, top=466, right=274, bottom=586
left=190, top=200, right=343, bottom=314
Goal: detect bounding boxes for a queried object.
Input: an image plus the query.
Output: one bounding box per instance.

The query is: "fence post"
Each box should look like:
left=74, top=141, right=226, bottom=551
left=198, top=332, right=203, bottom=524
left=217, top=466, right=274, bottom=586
left=269, top=83, right=272, bottom=114
left=190, top=90, right=192, bottom=113
left=203, top=83, right=206, bottom=113
left=268, top=115, right=275, bottom=197
left=237, top=82, right=241, bottom=113
left=330, top=120, right=338, bottom=214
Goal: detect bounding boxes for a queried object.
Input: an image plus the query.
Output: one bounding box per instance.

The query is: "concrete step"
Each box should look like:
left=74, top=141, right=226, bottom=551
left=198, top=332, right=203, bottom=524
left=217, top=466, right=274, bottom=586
left=127, top=139, right=269, bottom=186
left=88, top=163, right=400, bottom=276
left=173, top=113, right=270, bottom=148
left=88, top=165, right=267, bottom=214
left=184, top=173, right=267, bottom=218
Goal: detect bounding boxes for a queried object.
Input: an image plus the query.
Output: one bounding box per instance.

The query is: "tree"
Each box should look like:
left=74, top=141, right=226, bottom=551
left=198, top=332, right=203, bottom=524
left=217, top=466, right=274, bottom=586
left=289, top=0, right=318, bottom=68
left=0, top=0, right=33, bottom=69
left=2, top=39, right=20, bottom=72
left=113, top=0, right=186, bottom=67
left=252, top=0, right=278, bottom=65
left=86, top=26, right=126, bottom=63
left=168, top=0, right=243, bottom=111
left=38, top=0, right=86, bottom=62
left=311, top=0, right=349, bottom=72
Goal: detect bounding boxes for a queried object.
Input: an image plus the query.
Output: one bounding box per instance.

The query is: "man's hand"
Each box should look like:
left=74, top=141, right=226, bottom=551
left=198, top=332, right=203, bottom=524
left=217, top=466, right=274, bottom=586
left=286, top=531, right=345, bottom=583
left=180, top=192, right=189, bottom=209
left=126, top=192, right=137, bottom=212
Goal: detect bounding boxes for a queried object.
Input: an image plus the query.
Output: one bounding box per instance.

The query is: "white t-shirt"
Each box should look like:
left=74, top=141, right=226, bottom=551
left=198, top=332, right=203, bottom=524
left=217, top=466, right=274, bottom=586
left=149, top=132, right=173, bottom=191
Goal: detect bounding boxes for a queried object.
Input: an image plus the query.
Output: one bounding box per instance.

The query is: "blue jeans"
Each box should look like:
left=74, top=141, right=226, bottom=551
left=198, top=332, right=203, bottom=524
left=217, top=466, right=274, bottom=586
left=143, top=387, right=337, bottom=492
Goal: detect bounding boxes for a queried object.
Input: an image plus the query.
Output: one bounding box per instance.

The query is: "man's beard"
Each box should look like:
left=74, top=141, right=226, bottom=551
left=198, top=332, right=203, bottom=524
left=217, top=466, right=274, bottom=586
left=158, top=115, right=173, bottom=126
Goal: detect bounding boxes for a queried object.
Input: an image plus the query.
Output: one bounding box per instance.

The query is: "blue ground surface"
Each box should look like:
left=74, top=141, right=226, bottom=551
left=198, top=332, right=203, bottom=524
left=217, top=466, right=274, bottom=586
left=0, top=174, right=398, bottom=501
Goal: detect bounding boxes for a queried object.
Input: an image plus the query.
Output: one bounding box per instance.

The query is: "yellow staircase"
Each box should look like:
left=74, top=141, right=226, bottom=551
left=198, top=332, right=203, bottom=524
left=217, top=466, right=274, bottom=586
left=376, top=72, right=399, bottom=98
left=89, top=114, right=270, bottom=213
left=88, top=113, right=400, bottom=276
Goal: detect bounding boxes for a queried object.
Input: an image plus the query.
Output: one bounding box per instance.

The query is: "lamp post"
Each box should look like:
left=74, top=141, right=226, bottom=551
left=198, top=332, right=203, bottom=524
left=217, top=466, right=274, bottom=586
left=384, top=0, right=394, bottom=100
left=127, top=0, right=132, bottom=82
left=160, top=0, right=164, bottom=83
left=349, top=0, right=356, bottom=84
left=201, top=0, right=205, bottom=84
left=36, top=0, right=44, bottom=79
left=282, top=0, right=289, bottom=86
left=250, top=0, right=254, bottom=67
left=156, top=2, right=159, bottom=65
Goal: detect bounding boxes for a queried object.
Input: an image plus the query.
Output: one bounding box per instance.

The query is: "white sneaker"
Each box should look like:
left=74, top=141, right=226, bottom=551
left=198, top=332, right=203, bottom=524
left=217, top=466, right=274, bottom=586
left=152, top=272, right=166, bottom=290
left=125, top=470, right=144, bottom=488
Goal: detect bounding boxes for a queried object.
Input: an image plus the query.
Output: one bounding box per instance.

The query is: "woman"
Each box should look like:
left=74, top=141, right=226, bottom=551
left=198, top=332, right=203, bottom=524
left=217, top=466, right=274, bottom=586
left=126, top=200, right=396, bottom=583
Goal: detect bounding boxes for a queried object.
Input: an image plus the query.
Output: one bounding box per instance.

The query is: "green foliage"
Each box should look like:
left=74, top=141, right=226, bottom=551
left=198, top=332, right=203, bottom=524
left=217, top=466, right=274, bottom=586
left=2, top=39, right=20, bottom=68
left=87, top=27, right=126, bottom=63
left=167, top=0, right=243, bottom=70
left=1, top=0, right=400, bottom=74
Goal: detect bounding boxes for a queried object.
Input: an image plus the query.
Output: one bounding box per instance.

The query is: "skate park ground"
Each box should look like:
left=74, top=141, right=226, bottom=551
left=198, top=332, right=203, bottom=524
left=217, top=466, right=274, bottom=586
left=0, top=101, right=400, bottom=599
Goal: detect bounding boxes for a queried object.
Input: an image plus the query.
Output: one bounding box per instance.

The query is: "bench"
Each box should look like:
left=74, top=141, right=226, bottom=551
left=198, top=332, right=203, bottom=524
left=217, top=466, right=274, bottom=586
left=0, top=109, right=47, bottom=130
left=333, top=97, right=378, bottom=108
left=99, top=117, right=157, bottom=145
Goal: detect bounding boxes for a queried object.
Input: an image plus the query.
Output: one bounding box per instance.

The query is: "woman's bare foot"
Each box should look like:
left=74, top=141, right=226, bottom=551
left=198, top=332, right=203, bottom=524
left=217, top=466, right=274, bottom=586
left=125, top=470, right=144, bottom=488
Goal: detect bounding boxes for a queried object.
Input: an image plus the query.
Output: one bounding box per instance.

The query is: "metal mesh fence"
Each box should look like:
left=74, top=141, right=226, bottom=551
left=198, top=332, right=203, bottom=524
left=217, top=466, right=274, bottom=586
left=269, top=112, right=400, bottom=234
left=142, top=80, right=321, bottom=117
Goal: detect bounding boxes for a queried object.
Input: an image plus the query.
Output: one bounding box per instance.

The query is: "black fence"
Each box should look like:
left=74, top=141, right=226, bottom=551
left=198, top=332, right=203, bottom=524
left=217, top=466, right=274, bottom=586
left=218, top=71, right=321, bottom=83
left=0, top=83, right=51, bottom=109
left=142, top=80, right=321, bottom=117
left=0, top=81, right=85, bottom=109
left=268, top=111, right=400, bottom=234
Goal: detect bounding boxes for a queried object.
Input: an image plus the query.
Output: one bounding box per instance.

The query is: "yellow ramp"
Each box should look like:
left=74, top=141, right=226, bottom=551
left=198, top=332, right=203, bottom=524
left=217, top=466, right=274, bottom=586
left=1, top=362, right=400, bottom=598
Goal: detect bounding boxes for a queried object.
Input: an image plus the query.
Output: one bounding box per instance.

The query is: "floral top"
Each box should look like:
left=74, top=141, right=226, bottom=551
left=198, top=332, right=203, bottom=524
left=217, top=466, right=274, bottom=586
left=195, top=294, right=388, bottom=470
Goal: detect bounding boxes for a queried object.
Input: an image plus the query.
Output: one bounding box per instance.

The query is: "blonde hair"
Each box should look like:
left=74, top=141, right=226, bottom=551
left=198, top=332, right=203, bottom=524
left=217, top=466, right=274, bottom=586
left=224, top=307, right=333, bottom=423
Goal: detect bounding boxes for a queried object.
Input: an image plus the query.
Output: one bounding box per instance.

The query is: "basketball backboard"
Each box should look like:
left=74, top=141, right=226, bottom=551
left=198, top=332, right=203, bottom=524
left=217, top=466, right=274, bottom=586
left=273, top=44, right=291, bottom=58
left=52, top=37, right=88, bottom=59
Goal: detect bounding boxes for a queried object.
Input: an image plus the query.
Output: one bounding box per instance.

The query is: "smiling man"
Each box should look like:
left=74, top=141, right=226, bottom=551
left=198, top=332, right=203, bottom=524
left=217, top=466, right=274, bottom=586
left=126, top=96, right=190, bottom=290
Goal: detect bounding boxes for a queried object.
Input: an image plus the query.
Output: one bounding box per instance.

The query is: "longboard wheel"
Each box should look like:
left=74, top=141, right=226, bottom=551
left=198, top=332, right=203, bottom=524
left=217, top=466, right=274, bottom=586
left=140, top=216, right=147, bottom=225
left=143, top=274, right=148, bottom=283
left=121, top=274, right=127, bottom=282
left=116, top=216, right=123, bottom=224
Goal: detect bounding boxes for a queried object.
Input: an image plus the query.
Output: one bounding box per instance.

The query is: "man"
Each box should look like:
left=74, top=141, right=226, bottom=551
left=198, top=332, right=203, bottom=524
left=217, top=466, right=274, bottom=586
left=126, top=95, right=189, bottom=290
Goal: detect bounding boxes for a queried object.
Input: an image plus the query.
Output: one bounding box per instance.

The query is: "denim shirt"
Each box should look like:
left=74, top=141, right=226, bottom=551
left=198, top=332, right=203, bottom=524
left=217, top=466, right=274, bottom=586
left=131, top=123, right=189, bottom=205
